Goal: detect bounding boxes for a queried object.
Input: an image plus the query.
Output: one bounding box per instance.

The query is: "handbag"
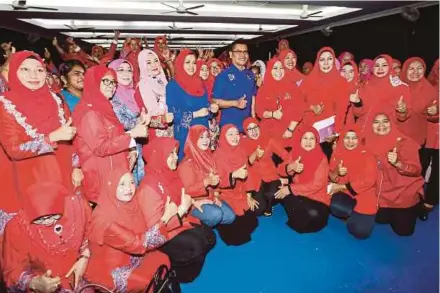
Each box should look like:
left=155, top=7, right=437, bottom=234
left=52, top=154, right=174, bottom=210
left=145, top=265, right=181, bottom=293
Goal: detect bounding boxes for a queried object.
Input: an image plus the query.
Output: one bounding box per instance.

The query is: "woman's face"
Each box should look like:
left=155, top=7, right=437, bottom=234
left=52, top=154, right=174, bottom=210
left=246, top=122, right=260, bottom=140
left=183, top=54, right=196, bottom=76
left=197, top=130, right=210, bottom=151
left=406, top=60, right=425, bottom=82
left=271, top=60, right=284, bottom=81
left=167, top=147, right=179, bottom=170
left=116, top=62, right=133, bottom=86
left=225, top=127, right=240, bottom=146
left=373, top=58, right=389, bottom=78
left=359, top=62, right=370, bottom=75
left=392, top=61, right=401, bottom=75
left=279, top=41, right=289, bottom=51
left=341, top=53, right=353, bottom=63
left=130, top=40, right=139, bottom=52
left=341, top=64, right=355, bottom=82
left=65, top=65, right=85, bottom=91
left=372, top=114, right=391, bottom=136
left=100, top=74, right=117, bottom=99
left=199, top=64, right=209, bottom=80
left=146, top=53, right=161, bottom=77
left=343, top=131, right=359, bottom=150
left=116, top=173, right=136, bottom=202
left=284, top=52, right=296, bottom=70
left=318, top=51, right=334, bottom=74
left=300, top=131, right=317, bottom=151
left=33, top=214, right=62, bottom=226
left=52, top=74, right=61, bottom=86
left=210, top=61, right=221, bottom=77
left=17, top=58, right=46, bottom=90
left=46, top=72, right=55, bottom=86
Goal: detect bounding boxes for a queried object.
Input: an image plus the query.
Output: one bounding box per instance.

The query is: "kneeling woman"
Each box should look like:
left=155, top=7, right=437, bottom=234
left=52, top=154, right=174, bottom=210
left=3, top=183, right=90, bottom=292
left=214, top=125, right=266, bottom=246
left=86, top=168, right=175, bottom=292
left=364, top=112, right=424, bottom=236
left=179, top=125, right=236, bottom=227
left=139, top=138, right=216, bottom=283
left=328, top=128, right=378, bottom=239
left=276, top=127, right=330, bottom=233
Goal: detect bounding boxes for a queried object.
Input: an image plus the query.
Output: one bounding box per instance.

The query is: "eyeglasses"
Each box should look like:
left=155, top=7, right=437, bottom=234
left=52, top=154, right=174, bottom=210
left=232, top=50, right=249, bottom=55
left=102, top=79, right=117, bottom=86
left=246, top=126, right=259, bottom=132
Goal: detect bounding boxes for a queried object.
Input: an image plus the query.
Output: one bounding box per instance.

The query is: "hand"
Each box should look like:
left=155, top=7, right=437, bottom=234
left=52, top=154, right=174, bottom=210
left=178, top=189, right=193, bottom=216
left=204, top=169, right=220, bottom=187
left=387, top=147, right=399, bottom=166
left=162, top=48, right=170, bottom=59
left=349, top=89, right=360, bottom=103
left=209, top=103, right=219, bottom=114
left=71, top=168, right=84, bottom=188
left=235, top=96, right=247, bottom=109
left=44, top=48, right=51, bottom=60
left=256, top=145, right=265, bottom=159
left=165, top=112, right=174, bottom=123
left=274, top=185, right=290, bottom=199
left=427, top=100, right=438, bottom=116
left=128, top=150, right=138, bottom=171
left=197, top=47, right=204, bottom=59
left=338, top=160, right=348, bottom=176
left=280, top=178, right=289, bottom=186
left=52, top=37, right=58, bottom=47
left=193, top=107, right=209, bottom=119
left=193, top=199, right=214, bottom=213
left=287, top=156, right=304, bottom=174
left=232, top=164, right=248, bottom=179
left=49, top=118, right=76, bottom=142
left=396, top=96, right=407, bottom=114
left=114, top=30, right=121, bottom=40
left=161, top=196, right=178, bottom=224
left=328, top=183, right=345, bottom=195
left=246, top=193, right=260, bottom=211
left=137, top=108, right=148, bottom=125
left=282, top=129, right=293, bottom=139
left=213, top=195, right=222, bottom=206
left=272, top=106, right=283, bottom=120
left=1, top=42, right=12, bottom=51
left=324, top=134, right=338, bottom=143
left=30, top=270, right=61, bottom=293
left=65, top=255, right=88, bottom=289
left=129, top=121, right=148, bottom=138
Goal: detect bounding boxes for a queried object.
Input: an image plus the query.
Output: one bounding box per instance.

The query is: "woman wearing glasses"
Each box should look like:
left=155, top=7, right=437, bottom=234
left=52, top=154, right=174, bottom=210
left=72, top=65, right=149, bottom=204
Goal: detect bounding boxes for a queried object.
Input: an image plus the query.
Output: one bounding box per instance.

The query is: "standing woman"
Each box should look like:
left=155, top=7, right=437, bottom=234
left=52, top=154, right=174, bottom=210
left=207, top=58, right=223, bottom=79
left=358, top=59, right=374, bottom=86
left=59, top=59, right=86, bottom=112
left=302, top=62, right=313, bottom=75
left=275, top=127, right=330, bottom=233
left=120, top=38, right=142, bottom=84
left=167, top=49, right=218, bottom=160
left=364, top=112, right=424, bottom=236
left=73, top=65, right=148, bottom=204
left=337, top=60, right=361, bottom=132
left=278, top=49, right=305, bottom=86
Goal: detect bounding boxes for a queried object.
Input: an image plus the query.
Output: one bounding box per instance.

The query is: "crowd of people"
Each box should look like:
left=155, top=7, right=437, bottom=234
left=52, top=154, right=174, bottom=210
left=0, top=31, right=438, bottom=293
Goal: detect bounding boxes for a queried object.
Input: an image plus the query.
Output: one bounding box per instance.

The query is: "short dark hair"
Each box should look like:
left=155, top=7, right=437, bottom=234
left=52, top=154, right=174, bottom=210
left=59, top=59, right=86, bottom=77
left=229, top=39, right=248, bottom=52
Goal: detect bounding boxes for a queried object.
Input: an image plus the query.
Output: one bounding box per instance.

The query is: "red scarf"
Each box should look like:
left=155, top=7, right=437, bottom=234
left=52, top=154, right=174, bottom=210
left=278, top=49, right=304, bottom=83
left=153, top=35, right=168, bottom=69
left=197, top=60, right=214, bottom=99
left=142, top=137, right=183, bottom=205
left=175, top=50, right=205, bottom=97
left=183, top=125, right=217, bottom=173
left=242, top=117, right=271, bottom=152
left=341, top=60, right=360, bottom=92
left=427, top=59, right=439, bottom=86
left=5, top=51, right=60, bottom=134
left=215, top=124, right=248, bottom=173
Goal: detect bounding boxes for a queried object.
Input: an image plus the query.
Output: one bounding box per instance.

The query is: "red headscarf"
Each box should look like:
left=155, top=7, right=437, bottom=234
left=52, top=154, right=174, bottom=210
left=242, top=117, right=271, bottom=151
left=359, top=59, right=374, bottom=83
left=278, top=49, right=304, bottom=83
left=207, top=58, right=224, bottom=73
left=302, top=62, right=313, bottom=75
left=92, top=45, right=104, bottom=58
left=393, top=59, right=402, bottom=69
left=289, top=126, right=326, bottom=183
left=215, top=124, right=248, bottom=173
left=153, top=36, right=168, bottom=69
left=427, top=59, right=439, bottom=87
left=72, top=65, right=122, bottom=129
left=142, top=137, right=182, bottom=205
left=5, top=51, right=61, bottom=134
left=88, top=167, right=146, bottom=245
left=175, top=49, right=205, bottom=97
left=338, top=51, right=354, bottom=63
left=340, top=60, right=360, bottom=90
left=197, top=60, right=214, bottom=99
left=259, top=57, right=295, bottom=99
left=183, top=125, right=217, bottom=172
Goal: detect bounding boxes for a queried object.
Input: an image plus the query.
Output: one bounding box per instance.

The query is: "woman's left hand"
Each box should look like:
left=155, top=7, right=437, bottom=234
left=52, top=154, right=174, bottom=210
left=274, top=185, right=290, bottom=199
left=246, top=193, right=259, bottom=211
left=71, top=168, right=84, bottom=188
left=282, top=129, right=293, bottom=139
left=65, top=255, right=89, bottom=289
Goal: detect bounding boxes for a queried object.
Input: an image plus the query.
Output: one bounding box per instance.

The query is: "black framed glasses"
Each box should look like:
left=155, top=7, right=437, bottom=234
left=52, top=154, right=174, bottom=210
left=246, top=125, right=259, bottom=132
left=102, top=79, right=117, bottom=86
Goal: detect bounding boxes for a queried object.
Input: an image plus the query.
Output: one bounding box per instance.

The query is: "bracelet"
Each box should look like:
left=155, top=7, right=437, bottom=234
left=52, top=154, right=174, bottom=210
left=270, top=111, right=273, bottom=118
left=287, top=128, right=294, bottom=132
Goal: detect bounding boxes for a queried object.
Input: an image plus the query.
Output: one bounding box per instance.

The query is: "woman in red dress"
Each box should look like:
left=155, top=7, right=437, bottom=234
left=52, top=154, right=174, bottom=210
left=364, top=112, right=424, bottom=236
left=275, top=126, right=330, bottom=233
left=72, top=65, right=148, bottom=204
left=139, top=137, right=216, bottom=283
left=86, top=167, right=175, bottom=292
left=3, top=182, right=90, bottom=292
left=278, top=49, right=305, bottom=86
left=120, top=38, right=142, bottom=84
left=328, top=127, right=378, bottom=239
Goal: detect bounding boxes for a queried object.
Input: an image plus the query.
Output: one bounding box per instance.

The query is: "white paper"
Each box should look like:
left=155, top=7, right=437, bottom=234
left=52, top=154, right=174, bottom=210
left=313, top=115, right=336, bottom=143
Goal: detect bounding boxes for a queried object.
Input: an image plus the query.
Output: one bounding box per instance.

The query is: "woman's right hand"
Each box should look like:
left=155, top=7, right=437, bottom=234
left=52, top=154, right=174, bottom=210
left=49, top=118, right=76, bottom=142
left=30, top=270, right=61, bottom=293
left=165, top=112, right=174, bottom=123
left=193, top=107, right=209, bottom=119
left=128, top=122, right=148, bottom=138
left=161, top=196, right=178, bottom=224
left=232, top=164, right=248, bottom=179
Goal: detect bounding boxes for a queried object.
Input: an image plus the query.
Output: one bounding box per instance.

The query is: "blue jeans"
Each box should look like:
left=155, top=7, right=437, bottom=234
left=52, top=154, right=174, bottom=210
left=191, top=201, right=236, bottom=227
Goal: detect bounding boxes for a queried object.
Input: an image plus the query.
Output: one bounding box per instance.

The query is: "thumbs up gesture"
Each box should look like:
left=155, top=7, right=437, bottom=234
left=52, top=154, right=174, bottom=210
left=256, top=145, right=265, bottom=159
left=232, top=164, right=248, bottom=179
left=288, top=156, right=304, bottom=174
left=349, top=89, right=360, bottom=103
left=49, top=117, right=77, bottom=142
left=396, top=96, right=407, bottom=114
left=387, top=147, right=399, bottom=166
left=204, top=169, right=220, bottom=187
left=273, top=105, right=283, bottom=120
left=236, top=95, right=247, bottom=109
left=338, top=160, right=348, bottom=176
left=44, top=47, right=51, bottom=60
left=427, top=100, right=438, bottom=116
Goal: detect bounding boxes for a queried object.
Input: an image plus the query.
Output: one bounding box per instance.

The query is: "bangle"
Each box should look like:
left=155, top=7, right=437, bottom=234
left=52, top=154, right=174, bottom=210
left=287, top=128, right=294, bottom=132
left=78, top=255, right=89, bottom=260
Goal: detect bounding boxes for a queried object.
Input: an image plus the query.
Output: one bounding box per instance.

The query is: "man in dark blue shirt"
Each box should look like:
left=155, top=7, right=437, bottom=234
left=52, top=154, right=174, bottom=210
left=212, top=39, right=257, bottom=132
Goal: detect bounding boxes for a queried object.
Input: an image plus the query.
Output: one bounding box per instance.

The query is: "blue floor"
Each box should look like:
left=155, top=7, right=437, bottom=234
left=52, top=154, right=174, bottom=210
left=182, top=205, right=439, bottom=293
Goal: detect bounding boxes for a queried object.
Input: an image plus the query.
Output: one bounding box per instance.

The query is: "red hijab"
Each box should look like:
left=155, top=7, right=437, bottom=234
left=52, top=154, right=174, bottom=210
left=72, top=65, right=123, bottom=130
left=88, top=167, right=146, bottom=245
left=215, top=124, right=248, bottom=173
left=5, top=51, right=60, bottom=134
left=242, top=117, right=271, bottom=152
left=302, top=62, right=313, bottom=75
left=427, top=59, right=439, bottom=87
left=142, top=138, right=182, bottom=205
left=197, top=60, right=214, bottom=98
left=183, top=125, right=217, bottom=172
left=258, top=57, right=295, bottom=99
left=289, top=126, right=326, bottom=183
left=175, top=50, right=205, bottom=97
left=278, top=49, right=304, bottom=83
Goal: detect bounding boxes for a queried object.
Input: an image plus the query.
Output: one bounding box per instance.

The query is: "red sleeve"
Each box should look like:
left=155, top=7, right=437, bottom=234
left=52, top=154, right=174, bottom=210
left=348, top=153, right=378, bottom=195
left=178, top=161, right=208, bottom=198
left=395, top=139, right=422, bottom=177
left=282, top=87, right=305, bottom=123
left=255, top=88, right=271, bottom=119
left=102, top=222, right=168, bottom=254
left=278, top=162, right=290, bottom=178
left=267, top=138, right=289, bottom=161
left=101, top=43, right=117, bottom=64
left=75, top=111, right=131, bottom=157
left=290, top=158, right=329, bottom=196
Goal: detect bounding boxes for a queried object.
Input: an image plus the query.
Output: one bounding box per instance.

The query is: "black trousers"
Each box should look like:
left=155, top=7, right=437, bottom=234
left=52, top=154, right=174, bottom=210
left=253, top=180, right=280, bottom=214
left=159, top=224, right=216, bottom=283
left=217, top=210, right=259, bottom=246
left=281, top=195, right=330, bottom=233
left=375, top=205, right=419, bottom=236
left=330, top=192, right=376, bottom=239
left=420, top=147, right=439, bottom=206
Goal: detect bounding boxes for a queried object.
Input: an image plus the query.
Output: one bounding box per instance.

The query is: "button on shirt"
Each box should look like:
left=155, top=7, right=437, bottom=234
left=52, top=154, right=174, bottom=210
left=212, top=64, right=256, bottom=132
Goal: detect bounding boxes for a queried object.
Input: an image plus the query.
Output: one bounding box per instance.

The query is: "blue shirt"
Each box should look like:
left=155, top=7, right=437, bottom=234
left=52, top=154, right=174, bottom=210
left=212, top=64, right=256, bottom=132
left=61, top=89, right=80, bottom=112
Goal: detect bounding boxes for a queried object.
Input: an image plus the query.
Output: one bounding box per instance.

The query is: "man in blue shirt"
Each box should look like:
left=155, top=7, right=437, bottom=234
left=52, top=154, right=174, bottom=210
left=212, top=39, right=256, bottom=132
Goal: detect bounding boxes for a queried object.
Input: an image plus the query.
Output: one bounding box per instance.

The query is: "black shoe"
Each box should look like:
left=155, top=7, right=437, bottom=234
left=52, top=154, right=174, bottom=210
left=419, top=212, right=429, bottom=221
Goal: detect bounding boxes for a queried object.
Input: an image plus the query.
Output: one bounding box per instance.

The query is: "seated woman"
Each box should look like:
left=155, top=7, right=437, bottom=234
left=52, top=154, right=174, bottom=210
left=364, top=112, right=424, bottom=236
left=179, top=125, right=236, bottom=227
left=3, top=182, right=90, bottom=292
left=275, top=127, right=330, bottom=233
left=214, top=124, right=265, bottom=246
left=328, top=128, right=378, bottom=239
left=242, top=118, right=289, bottom=216
left=139, top=138, right=216, bottom=283
left=86, top=167, right=177, bottom=292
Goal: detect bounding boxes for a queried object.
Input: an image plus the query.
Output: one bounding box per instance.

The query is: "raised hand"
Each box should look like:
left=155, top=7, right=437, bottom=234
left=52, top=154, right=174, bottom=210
left=44, top=48, right=51, bottom=60
left=338, top=160, right=348, bottom=176
left=349, top=89, right=360, bottom=103
left=272, top=105, right=283, bottom=120
left=288, top=156, right=304, bottom=174
left=387, top=147, right=398, bottom=166
left=396, top=96, right=407, bottom=114
left=427, top=100, right=438, bottom=116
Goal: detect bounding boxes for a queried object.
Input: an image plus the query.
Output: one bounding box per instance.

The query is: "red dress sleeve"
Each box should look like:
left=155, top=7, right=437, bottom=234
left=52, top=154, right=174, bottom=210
left=76, top=111, right=131, bottom=157
left=100, top=43, right=117, bottom=64
left=255, top=88, right=272, bottom=119
left=290, top=158, right=329, bottom=197
left=178, top=161, right=208, bottom=198
left=395, top=138, right=422, bottom=177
